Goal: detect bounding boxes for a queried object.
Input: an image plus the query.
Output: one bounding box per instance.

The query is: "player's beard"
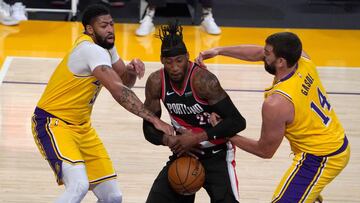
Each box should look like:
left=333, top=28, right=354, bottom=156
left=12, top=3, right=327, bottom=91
left=264, top=61, right=276, bottom=75
left=170, top=73, right=185, bottom=83
left=169, top=64, right=188, bottom=84
left=94, top=32, right=114, bottom=49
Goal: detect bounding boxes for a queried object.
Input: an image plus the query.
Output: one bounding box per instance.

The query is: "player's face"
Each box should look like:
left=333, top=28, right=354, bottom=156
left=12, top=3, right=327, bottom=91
left=264, top=44, right=278, bottom=75
left=161, top=54, right=189, bottom=83
left=92, top=14, right=115, bottom=49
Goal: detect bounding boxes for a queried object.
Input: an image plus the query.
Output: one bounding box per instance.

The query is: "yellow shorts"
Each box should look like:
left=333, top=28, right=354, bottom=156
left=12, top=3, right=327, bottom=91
left=271, top=137, right=350, bottom=203
left=31, top=107, right=116, bottom=185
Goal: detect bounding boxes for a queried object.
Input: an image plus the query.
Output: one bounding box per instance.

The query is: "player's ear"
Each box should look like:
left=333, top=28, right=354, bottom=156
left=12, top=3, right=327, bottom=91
left=186, top=53, right=189, bottom=60
left=86, top=25, right=94, bottom=35
left=278, top=57, right=286, bottom=67
left=160, top=56, right=165, bottom=64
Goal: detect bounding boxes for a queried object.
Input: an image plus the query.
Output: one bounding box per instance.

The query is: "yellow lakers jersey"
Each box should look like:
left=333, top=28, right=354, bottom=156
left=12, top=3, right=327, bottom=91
left=264, top=57, right=345, bottom=156
left=37, top=35, right=102, bottom=125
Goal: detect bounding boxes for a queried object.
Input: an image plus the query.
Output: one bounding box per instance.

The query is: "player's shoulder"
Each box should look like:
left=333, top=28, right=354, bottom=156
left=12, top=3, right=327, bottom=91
left=148, top=69, right=162, bottom=80
left=145, top=70, right=162, bottom=98
left=192, top=63, right=218, bottom=82
left=146, top=69, right=162, bottom=87
left=75, top=41, right=107, bottom=54
left=264, top=93, right=292, bottom=111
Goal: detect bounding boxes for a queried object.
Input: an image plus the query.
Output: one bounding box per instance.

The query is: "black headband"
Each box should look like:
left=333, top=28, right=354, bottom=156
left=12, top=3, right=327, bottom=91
left=161, top=47, right=187, bottom=57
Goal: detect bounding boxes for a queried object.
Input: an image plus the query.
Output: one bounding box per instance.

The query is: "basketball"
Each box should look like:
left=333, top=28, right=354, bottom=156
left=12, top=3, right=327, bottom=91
left=168, top=156, right=205, bottom=195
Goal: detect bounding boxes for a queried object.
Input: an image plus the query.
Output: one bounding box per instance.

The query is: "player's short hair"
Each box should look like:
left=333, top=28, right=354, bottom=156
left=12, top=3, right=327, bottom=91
left=81, top=4, right=110, bottom=28
left=266, top=32, right=302, bottom=67
left=157, top=20, right=188, bottom=57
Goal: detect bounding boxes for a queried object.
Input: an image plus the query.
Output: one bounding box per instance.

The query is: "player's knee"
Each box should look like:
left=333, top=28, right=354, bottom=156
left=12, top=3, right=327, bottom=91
left=66, top=179, right=89, bottom=197
left=105, top=192, right=122, bottom=203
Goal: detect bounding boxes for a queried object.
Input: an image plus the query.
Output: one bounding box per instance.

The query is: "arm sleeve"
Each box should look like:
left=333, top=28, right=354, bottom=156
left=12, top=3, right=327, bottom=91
left=142, top=111, right=165, bottom=145
left=205, top=96, right=246, bottom=140
left=108, top=46, right=120, bottom=64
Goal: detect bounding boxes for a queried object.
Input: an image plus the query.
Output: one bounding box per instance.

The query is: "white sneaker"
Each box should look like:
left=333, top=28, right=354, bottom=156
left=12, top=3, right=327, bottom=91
left=0, top=1, right=19, bottom=26
left=11, top=2, right=27, bottom=21
left=135, top=15, right=154, bottom=36
left=201, top=13, right=221, bottom=35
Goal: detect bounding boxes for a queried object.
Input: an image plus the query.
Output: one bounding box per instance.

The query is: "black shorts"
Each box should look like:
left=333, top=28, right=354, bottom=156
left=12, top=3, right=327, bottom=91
left=146, top=142, right=239, bottom=203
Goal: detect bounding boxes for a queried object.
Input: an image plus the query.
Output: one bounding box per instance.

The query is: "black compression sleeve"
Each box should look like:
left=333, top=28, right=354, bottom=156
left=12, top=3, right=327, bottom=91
left=205, top=96, right=246, bottom=140
left=142, top=111, right=165, bottom=145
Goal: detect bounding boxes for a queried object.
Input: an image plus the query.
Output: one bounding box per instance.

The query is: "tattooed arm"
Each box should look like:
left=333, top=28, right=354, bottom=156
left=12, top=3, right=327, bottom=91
left=93, top=65, right=173, bottom=135
left=192, top=67, right=246, bottom=139
left=143, top=70, right=166, bottom=145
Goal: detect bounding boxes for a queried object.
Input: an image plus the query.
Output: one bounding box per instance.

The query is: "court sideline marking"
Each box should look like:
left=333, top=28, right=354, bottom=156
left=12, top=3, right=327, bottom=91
left=1, top=56, right=360, bottom=96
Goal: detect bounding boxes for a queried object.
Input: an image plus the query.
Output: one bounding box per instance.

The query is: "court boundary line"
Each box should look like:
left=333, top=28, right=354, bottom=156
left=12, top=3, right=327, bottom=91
left=2, top=56, right=360, bottom=96
left=1, top=56, right=360, bottom=70
left=0, top=57, right=13, bottom=85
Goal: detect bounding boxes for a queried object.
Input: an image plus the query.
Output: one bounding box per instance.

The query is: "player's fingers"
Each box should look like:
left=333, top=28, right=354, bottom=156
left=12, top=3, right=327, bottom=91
left=127, top=63, right=135, bottom=70
left=135, top=59, right=145, bottom=78
left=176, top=150, right=185, bottom=157
left=168, top=127, right=175, bottom=136
left=196, top=53, right=208, bottom=68
left=174, top=144, right=185, bottom=155
left=177, top=127, right=191, bottom=134
left=210, top=112, right=222, bottom=126
left=171, top=143, right=181, bottom=153
left=195, top=55, right=202, bottom=64
left=131, top=62, right=144, bottom=79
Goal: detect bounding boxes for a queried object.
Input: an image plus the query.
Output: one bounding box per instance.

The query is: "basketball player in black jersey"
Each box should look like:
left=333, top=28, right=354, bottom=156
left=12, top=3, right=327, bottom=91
left=142, top=21, right=246, bottom=203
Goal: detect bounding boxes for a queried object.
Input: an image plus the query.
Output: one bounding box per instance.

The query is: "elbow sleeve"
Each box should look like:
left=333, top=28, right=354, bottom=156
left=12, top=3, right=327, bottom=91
left=206, top=96, right=246, bottom=140
left=143, top=119, right=164, bottom=145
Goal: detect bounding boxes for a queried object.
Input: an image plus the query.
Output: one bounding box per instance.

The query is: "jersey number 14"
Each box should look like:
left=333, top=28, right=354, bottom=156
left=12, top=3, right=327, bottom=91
left=310, top=87, right=332, bottom=126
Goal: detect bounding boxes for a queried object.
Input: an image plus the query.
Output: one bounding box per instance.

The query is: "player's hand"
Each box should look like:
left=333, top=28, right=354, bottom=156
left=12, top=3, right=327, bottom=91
left=153, top=119, right=174, bottom=136
left=172, top=128, right=204, bottom=158
left=210, top=112, right=222, bottom=126
left=171, top=132, right=206, bottom=156
left=195, top=48, right=219, bottom=68
left=170, top=134, right=198, bottom=156
left=128, top=58, right=145, bottom=79
left=163, top=134, right=178, bottom=148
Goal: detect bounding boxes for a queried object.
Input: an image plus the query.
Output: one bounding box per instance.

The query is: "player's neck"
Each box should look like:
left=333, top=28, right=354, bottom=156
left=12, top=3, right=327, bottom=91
left=275, top=63, right=297, bottom=82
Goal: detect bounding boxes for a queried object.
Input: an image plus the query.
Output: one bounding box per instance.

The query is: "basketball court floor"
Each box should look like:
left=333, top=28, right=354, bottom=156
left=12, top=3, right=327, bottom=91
left=0, top=21, right=359, bottom=202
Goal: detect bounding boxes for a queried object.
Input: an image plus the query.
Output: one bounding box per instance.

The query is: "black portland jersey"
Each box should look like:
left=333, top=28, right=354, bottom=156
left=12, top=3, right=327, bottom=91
left=160, top=62, right=225, bottom=147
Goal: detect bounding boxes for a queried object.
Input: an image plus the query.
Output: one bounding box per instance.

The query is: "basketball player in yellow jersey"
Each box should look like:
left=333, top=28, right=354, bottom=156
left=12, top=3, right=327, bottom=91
left=31, top=4, right=173, bottom=203
left=196, top=32, right=350, bottom=203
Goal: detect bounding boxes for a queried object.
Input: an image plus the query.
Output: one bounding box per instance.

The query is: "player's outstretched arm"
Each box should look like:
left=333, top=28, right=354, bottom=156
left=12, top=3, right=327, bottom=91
left=230, top=94, right=291, bottom=158
left=93, top=65, right=173, bottom=135
left=195, top=45, right=264, bottom=67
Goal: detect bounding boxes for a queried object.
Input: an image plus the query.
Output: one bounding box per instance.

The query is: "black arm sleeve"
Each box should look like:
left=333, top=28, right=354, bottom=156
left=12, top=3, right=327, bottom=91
left=205, top=96, right=246, bottom=140
left=142, top=111, right=165, bottom=145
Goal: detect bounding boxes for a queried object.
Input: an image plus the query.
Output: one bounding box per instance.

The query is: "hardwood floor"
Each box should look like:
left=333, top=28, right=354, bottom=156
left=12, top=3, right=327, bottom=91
left=0, top=57, right=359, bottom=202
